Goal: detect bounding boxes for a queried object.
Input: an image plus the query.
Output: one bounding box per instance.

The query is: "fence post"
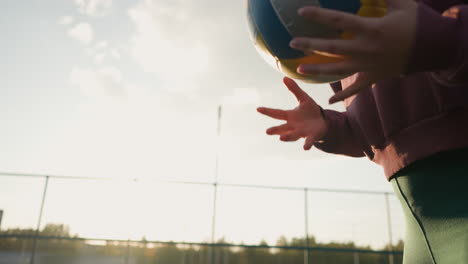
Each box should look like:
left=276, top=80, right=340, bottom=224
left=304, top=188, right=310, bottom=264
left=181, top=245, right=186, bottom=264
left=30, top=175, right=49, bottom=264
left=209, top=104, right=222, bottom=264
left=353, top=252, right=360, bottom=264
left=0, top=209, right=3, bottom=231
left=384, top=193, right=394, bottom=264
left=209, top=182, right=218, bottom=264
left=125, top=239, right=130, bottom=264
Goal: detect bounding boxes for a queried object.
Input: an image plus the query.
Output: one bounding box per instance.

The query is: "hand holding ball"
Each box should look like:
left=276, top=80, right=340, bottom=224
left=247, top=0, right=387, bottom=83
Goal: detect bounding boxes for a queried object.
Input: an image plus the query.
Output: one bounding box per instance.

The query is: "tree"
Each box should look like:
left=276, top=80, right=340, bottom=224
left=41, top=224, right=71, bottom=237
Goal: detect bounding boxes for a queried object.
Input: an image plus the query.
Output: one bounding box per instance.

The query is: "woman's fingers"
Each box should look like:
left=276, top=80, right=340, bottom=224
left=329, top=73, right=376, bottom=104
left=329, top=85, right=364, bottom=104
left=298, top=60, right=368, bottom=76
left=257, top=107, right=288, bottom=120
left=304, top=136, right=316, bottom=151
left=266, top=123, right=293, bottom=135
left=298, top=6, right=370, bottom=33
left=283, top=77, right=311, bottom=103
left=266, top=126, right=321, bottom=150
left=280, top=130, right=303, bottom=142
left=291, top=38, right=367, bottom=57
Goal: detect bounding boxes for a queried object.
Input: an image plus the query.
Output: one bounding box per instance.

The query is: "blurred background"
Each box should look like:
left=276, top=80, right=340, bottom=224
left=1, top=0, right=404, bottom=263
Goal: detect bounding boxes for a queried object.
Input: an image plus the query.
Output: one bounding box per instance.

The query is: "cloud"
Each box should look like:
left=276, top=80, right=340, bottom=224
left=70, top=66, right=125, bottom=98
left=127, top=0, right=269, bottom=99
left=82, top=40, right=121, bottom=64
left=68, top=22, right=94, bottom=45
left=75, top=0, right=113, bottom=16
left=94, top=53, right=106, bottom=64
left=95, top=40, right=108, bottom=50
left=110, top=48, right=121, bottom=59
left=58, top=16, right=74, bottom=25
left=128, top=1, right=210, bottom=89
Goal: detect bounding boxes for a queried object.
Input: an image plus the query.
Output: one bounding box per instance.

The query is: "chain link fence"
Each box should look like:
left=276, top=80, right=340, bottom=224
left=0, top=172, right=404, bottom=264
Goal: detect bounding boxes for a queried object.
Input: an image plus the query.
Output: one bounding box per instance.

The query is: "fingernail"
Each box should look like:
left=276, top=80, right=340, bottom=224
left=298, top=7, right=307, bottom=16
left=289, top=40, right=300, bottom=48
left=298, top=7, right=316, bottom=16
left=297, top=65, right=315, bottom=74
left=297, top=65, right=305, bottom=74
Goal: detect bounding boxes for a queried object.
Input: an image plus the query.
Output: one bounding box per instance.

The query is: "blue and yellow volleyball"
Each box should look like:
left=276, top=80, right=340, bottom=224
left=247, top=0, right=386, bottom=83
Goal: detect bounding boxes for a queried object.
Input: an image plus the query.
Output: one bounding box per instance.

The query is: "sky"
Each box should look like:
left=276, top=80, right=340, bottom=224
left=0, top=0, right=403, bottom=249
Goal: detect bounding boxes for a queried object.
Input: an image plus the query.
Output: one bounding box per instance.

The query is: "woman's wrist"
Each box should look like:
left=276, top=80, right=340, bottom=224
left=316, top=106, right=329, bottom=142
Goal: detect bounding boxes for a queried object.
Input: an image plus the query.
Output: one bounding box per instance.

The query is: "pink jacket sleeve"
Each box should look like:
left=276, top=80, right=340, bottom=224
left=314, top=1, right=468, bottom=158
left=407, top=2, right=468, bottom=83
left=313, top=109, right=366, bottom=158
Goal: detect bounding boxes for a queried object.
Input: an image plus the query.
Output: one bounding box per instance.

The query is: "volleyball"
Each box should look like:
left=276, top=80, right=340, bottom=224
left=247, top=0, right=387, bottom=83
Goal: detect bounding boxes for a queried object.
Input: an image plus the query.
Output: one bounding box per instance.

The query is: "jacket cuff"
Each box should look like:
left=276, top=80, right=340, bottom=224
left=315, top=109, right=344, bottom=145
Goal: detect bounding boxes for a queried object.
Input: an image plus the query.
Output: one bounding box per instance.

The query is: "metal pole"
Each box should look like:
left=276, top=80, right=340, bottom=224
left=181, top=245, right=186, bottom=264
left=216, top=105, right=222, bottom=139
left=125, top=239, right=130, bottom=264
left=30, top=175, right=49, bottom=264
left=224, top=247, right=229, bottom=264
left=199, top=247, right=203, bottom=264
left=353, top=252, right=360, bottom=264
left=0, top=209, right=3, bottom=231
left=384, top=193, right=394, bottom=264
left=304, top=188, right=310, bottom=264
left=210, top=105, right=222, bottom=264
left=210, top=183, right=218, bottom=264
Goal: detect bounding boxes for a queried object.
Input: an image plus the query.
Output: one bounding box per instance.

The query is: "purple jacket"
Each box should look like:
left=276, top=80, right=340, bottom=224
left=315, top=0, right=468, bottom=180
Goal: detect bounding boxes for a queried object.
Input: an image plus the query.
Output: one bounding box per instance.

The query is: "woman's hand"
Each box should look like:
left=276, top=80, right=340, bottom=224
left=257, top=77, right=328, bottom=150
left=290, top=0, right=418, bottom=104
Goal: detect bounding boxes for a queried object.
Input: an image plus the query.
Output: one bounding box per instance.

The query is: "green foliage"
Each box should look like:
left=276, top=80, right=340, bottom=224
left=0, top=225, right=403, bottom=264
left=41, top=224, right=71, bottom=237
left=0, top=223, right=82, bottom=254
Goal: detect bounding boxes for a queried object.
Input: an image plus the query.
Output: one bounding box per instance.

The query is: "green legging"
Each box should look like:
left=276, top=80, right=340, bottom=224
left=391, top=148, right=468, bottom=264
